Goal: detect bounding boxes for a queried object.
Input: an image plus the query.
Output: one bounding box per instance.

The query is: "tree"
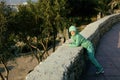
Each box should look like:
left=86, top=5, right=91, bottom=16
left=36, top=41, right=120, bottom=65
left=6, top=0, right=70, bottom=57
left=0, top=1, right=7, bottom=47
left=7, top=3, right=43, bottom=63
left=0, top=1, right=12, bottom=80
left=0, top=59, right=9, bottom=80
left=95, top=0, right=111, bottom=17
left=108, top=0, right=120, bottom=13
left=6, top=0, right=69, bottom=63
left=68, top=0, right=98, bottom=21
left=29, top=0, right=69, bottom=53
left=48, top=0, right=69, bottom=51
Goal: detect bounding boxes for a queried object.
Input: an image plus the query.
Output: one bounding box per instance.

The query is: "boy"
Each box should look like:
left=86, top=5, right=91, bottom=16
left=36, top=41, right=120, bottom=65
left=68, top=25, right=104, bottom=74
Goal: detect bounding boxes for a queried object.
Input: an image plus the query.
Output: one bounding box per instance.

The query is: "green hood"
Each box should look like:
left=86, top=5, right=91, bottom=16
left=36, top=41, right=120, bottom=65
left=69, top=26, right=77, bottom=32
left=69, top=25, right=79, bottom=34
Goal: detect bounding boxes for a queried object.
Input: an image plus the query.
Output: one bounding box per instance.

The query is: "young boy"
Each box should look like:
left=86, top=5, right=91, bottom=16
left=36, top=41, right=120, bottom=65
left=68, top=25, right=104, bottom=74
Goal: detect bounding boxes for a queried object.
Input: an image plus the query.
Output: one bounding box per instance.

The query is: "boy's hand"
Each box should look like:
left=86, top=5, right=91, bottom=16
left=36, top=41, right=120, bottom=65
left=65, top=39, right=73, bottom=44
left=62, top=43, right=69, bottom=46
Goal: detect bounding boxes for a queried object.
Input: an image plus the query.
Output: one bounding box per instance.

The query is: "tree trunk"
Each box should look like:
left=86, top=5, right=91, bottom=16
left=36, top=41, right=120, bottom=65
left=53, top=33, right=56, bottom=52
left=0, top=59, right=9, bottom=80
left=0, top=72, right=4, bottom=80
left=40, top=41, right=49, bottom=59
left=30, top=44, right=48, bottom=63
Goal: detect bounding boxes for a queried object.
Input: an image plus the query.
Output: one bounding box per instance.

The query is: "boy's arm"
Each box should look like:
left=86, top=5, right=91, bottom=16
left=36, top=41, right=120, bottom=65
left=69, top=35, right=80, bottom=47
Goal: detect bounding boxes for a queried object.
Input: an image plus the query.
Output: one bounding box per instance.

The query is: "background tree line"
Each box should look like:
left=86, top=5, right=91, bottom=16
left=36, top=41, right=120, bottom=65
left=0, top=0, right=120, bottom=79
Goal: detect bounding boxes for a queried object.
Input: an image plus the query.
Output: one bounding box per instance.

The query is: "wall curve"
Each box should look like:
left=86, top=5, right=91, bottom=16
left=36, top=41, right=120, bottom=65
left=26, top=13, right=120, bottom=80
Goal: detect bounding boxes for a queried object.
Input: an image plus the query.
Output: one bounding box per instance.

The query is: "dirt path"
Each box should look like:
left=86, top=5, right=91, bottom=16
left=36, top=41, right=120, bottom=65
left=0, top=43, right=61, bottom=80
left=0, top=55, right=38, bottom=80
left=0, top=37, right=64, bottom=80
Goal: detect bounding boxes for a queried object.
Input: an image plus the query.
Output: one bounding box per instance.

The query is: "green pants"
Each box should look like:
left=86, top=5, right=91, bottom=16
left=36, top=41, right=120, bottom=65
left=86, top=44, right=103, bottom=71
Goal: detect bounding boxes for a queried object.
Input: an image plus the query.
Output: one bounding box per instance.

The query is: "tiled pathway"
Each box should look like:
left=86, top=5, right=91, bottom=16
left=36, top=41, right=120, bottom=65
left=82, top=22, right=120, bottom=80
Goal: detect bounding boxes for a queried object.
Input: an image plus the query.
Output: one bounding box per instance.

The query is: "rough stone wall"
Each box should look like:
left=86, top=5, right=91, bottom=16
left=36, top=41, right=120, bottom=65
left=26, top=13, right=120, bottom=80
left=81, top=14, right=120, bottom=47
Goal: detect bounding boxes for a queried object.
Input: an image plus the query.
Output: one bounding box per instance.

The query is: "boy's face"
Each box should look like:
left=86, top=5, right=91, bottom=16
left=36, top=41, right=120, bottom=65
left=70, top=31, right=76, bottom=36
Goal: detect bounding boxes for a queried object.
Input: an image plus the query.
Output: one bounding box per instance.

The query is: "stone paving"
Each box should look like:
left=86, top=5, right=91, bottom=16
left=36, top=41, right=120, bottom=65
left=82, top=22, right=120, bottom=80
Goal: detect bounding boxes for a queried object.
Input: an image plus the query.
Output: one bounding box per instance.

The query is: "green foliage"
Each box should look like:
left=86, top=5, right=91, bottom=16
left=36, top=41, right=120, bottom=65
left=95, top=0, right=111, bottom=16
left=1, top=0, right=70, bottom=62
left=66, top=0, right=99, bottom=26
left=108, top=0, right=120, bottom=10
left=0, top=2, right=7, bottom=43
left=0, top=2, right=16, bottom=62
left=68, top=0, right=98, bottom=18
left=1, top=0, right=117, bottom=62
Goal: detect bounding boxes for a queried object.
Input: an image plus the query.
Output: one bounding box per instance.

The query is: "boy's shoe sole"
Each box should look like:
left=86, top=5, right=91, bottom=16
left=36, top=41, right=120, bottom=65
left=96, top=68, right=104, bottom=75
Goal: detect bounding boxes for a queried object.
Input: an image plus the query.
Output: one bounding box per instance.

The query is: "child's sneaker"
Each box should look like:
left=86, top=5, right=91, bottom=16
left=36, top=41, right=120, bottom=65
left=96, top=68, right=104, bottom=75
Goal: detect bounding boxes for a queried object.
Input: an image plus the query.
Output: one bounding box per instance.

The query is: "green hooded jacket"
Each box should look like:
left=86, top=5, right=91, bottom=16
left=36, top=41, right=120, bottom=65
left=69, top=26, right=92, bottom=48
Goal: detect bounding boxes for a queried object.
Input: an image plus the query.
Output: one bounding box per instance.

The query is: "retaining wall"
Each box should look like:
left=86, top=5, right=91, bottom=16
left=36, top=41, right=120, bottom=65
left=26, top=13, right=120, bottom=80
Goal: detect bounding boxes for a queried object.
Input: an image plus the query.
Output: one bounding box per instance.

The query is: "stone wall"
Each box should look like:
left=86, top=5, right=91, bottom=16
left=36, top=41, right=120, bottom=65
left=26, top=13, right=120, bottom=80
